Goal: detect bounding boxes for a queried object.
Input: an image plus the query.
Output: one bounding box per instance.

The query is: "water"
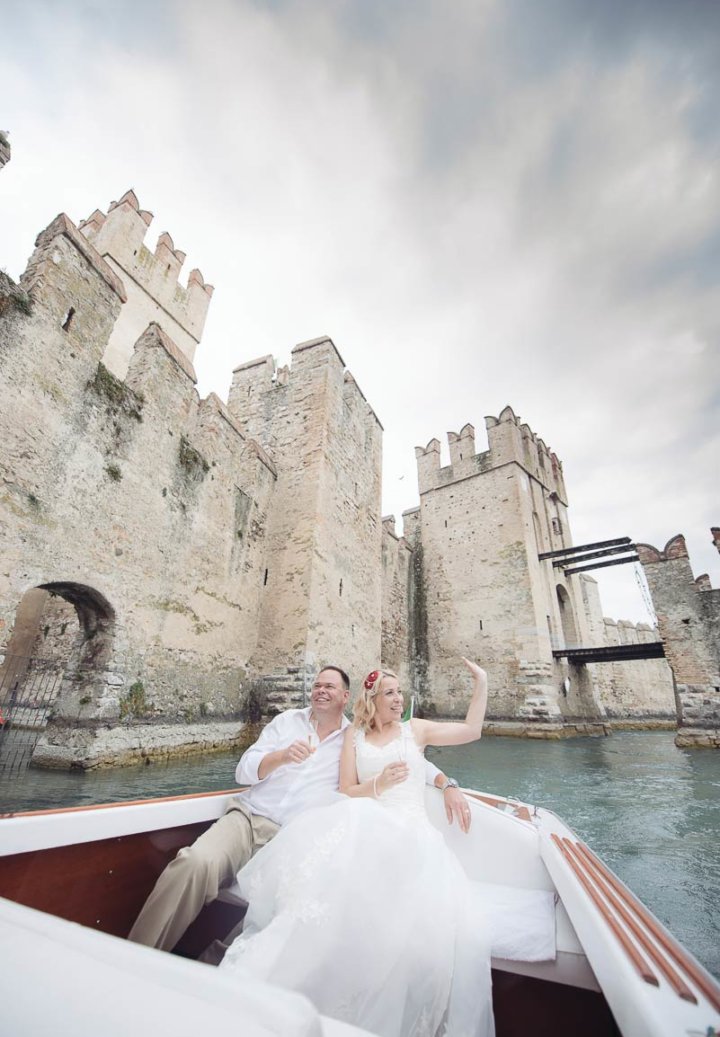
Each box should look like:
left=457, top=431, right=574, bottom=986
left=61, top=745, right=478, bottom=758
left=1, top=730, right=718, bottom=979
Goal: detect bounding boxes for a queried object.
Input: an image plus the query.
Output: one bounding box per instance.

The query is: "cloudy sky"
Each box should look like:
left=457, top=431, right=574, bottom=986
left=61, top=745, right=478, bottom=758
left=2, top=0, right=718, bottom=622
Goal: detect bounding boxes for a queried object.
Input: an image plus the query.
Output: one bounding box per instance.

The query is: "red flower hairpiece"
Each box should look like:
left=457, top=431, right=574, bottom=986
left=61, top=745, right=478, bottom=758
left=364, top=670, right=380, bottom=690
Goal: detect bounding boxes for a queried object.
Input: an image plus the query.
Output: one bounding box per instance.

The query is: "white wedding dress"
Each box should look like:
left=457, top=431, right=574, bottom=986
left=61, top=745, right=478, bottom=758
left=220, top=723, right=495, bottom=1037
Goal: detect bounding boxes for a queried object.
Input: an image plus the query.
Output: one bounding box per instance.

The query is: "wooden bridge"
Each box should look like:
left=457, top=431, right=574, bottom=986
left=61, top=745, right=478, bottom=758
left=541, top=537, right=666, bottom=665
left=552, top=642, right=665, bottom=664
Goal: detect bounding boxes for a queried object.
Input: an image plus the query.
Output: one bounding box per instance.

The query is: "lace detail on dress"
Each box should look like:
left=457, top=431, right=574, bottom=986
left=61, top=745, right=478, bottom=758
left=275, top=819, right=346, bottom=922
left=355, top=723, right=429, bottom=824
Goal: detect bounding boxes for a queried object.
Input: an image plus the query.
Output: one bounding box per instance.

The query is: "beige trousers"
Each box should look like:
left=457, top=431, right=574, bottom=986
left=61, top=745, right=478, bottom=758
left=127, top=801, right=279, bottom=952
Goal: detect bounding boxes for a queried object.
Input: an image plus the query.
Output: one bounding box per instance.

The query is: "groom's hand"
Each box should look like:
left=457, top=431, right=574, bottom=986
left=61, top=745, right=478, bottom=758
left=444, top=786, right=472, bottom=833
left=284, top=739, right=314, bottom=765
left=258, top=739, right=313, bottom=778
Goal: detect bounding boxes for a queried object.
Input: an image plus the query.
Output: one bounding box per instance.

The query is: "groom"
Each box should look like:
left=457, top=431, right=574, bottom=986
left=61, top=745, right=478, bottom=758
left=128, top=665, right=467, bottom=952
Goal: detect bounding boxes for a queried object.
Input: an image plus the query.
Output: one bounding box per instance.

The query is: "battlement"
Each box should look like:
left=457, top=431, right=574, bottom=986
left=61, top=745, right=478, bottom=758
left=398, top=508, right=418, bottom=541
left=78, top=189, right=213, bottom=378
left=636, top=532, right=717, bottom=592
left=129, top=321, right=197, bottom=384
left=636, top=534, right=689, bottom=564
left=485, top=406, right=566, bottom=500
left=382, top=514, right=414, bottom=559
left=603, top=617, right=658, bottom=638
left=227, top=336, right=381, bottom=445
left=23, top=213, right=127, bottom=304
left=414, top=405, right=567, bottom=501
left=1, top=212, right=127, bottom=397
left=382, top=515, right=399, bottom=540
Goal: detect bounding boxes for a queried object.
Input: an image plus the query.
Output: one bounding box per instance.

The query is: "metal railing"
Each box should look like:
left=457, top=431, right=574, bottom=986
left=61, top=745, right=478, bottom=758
left=0, top=654, right=65, bottom=775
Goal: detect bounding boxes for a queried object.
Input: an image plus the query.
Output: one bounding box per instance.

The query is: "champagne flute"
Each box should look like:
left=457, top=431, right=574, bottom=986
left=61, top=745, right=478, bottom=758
left=395, top=724, right=407, bottom=766
left=307, top=717, right=319, bottom=756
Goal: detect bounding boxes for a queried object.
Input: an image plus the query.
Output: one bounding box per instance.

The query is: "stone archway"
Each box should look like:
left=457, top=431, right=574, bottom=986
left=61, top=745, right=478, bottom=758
left=36, top=582, right=116, bottom=720
left=0, top=583, right=116, bottom=772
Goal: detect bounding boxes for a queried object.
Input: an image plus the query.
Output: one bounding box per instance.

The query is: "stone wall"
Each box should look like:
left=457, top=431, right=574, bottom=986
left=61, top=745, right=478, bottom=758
left=380, top=515, right=413, bottom=691
left=598, top=619, right=676, bottom=722
left=637, top=534, right=720, bottom=746
left=227, top=338, right=383, bottom=692
left=0, top=212, right=274, bottom=765
left=576, top=575, right=676, bottom=723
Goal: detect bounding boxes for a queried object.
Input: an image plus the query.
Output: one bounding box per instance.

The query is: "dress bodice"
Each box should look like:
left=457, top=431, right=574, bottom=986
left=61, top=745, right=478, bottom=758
left=355, top=722, right=428, bottom=823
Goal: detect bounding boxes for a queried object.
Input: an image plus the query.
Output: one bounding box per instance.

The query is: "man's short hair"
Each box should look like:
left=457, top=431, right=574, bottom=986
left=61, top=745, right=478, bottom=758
left=317, top=664, right=350, bottom=691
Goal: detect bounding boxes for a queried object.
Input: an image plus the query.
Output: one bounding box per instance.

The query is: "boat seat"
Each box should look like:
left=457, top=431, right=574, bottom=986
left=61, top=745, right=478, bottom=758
left=475, top=882, right=557, bottom=962
left=218, top=880, right=557, bottom=963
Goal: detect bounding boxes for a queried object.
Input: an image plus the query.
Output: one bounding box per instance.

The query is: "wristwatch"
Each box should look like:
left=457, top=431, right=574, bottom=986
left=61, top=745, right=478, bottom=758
left=440, top=777, right=459, bottom=792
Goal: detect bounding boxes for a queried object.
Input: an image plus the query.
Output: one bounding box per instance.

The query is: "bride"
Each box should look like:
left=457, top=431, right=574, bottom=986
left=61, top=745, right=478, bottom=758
left=220, top=659, right=495, bottom=1037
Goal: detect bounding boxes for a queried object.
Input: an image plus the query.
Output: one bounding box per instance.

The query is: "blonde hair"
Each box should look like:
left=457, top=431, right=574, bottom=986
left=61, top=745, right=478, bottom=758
left=353, top=668, right=399, bottom=733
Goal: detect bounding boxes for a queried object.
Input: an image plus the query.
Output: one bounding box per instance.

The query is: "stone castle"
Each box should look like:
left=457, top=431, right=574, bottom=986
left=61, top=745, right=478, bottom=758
left=0, top=186, right=717, bottom=767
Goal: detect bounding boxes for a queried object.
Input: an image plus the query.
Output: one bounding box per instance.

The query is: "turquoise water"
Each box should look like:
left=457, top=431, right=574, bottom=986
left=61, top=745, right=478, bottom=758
left=1, top=730, right=718, bottom=980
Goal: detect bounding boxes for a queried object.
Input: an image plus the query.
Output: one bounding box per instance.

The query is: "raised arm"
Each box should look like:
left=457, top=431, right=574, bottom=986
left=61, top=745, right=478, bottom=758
left=412, top=659, right=488, bottom=750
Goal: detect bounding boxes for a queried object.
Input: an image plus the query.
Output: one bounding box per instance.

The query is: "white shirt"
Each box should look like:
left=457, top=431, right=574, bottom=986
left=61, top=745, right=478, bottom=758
left=235, top=707, right=442, bottom=825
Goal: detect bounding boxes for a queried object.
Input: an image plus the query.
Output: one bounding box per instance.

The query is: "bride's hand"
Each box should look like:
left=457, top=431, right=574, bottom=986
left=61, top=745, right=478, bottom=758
left=461, top=657, right=486, bottom=682
left=376, top=761, right=409, bottom=794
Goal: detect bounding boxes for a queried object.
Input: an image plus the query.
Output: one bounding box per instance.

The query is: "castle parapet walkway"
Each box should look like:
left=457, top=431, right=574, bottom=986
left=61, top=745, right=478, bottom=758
left=553, top=643, right=666, bottom=664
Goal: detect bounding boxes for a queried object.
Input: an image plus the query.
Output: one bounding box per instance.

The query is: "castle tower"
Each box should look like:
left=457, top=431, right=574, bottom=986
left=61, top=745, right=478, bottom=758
left=78, top=190, right=213, bottom=379
left=637, top=533, right=720, bottom=747
left=228, top=337, right=383, bottom=694
left=411, top=406, right=606, bottom=730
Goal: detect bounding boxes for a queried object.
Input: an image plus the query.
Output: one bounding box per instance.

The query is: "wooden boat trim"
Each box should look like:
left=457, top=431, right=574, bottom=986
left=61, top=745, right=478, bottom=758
left=551, top=833, right=659, bottom=987
left=7, top=787, right=535, bottom=824
left=561, top=837, right=697, bottom=1003
left=0, top=788, right=242, bottom=820
left=462, top=790, right=532, bottom=823
left=575, top=840, right=720, bottom=1013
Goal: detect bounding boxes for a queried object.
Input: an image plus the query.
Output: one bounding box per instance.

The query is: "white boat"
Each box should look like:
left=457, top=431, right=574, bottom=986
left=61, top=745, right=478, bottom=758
left=1, top=784, right=718, bottom=1036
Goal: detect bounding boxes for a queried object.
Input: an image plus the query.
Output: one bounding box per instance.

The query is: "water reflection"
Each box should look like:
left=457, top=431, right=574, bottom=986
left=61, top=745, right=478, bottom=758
left=1, top=730, right=718, bottom=979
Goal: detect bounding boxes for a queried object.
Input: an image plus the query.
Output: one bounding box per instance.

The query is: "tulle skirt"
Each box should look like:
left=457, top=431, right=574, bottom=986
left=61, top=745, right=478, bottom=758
left=220, top=797, right=494, bottom=1037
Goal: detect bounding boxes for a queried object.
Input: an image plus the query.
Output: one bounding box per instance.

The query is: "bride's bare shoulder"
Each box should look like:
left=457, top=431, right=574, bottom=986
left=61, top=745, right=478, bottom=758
left=343, top=724, right=361, bottom=746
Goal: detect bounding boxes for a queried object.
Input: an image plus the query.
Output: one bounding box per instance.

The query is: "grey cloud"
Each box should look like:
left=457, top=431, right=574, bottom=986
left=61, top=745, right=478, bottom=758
left=1, top=0, right=717, bottom=619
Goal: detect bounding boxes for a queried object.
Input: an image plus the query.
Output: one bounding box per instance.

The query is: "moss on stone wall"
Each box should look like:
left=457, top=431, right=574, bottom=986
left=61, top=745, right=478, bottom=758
left=87, top=362, right=144, bottom=421
left=119, top=680, right=149, bottom=719
left=0, top=271, right=33, bottom=318
left=179, top=435, right=209, bottom=478
left=410, top=541, right=429, bottom=699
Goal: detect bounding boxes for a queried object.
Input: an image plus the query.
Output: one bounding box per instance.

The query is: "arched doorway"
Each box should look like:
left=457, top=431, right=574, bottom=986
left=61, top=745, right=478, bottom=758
left=0, top=583, right=115, bottom=773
